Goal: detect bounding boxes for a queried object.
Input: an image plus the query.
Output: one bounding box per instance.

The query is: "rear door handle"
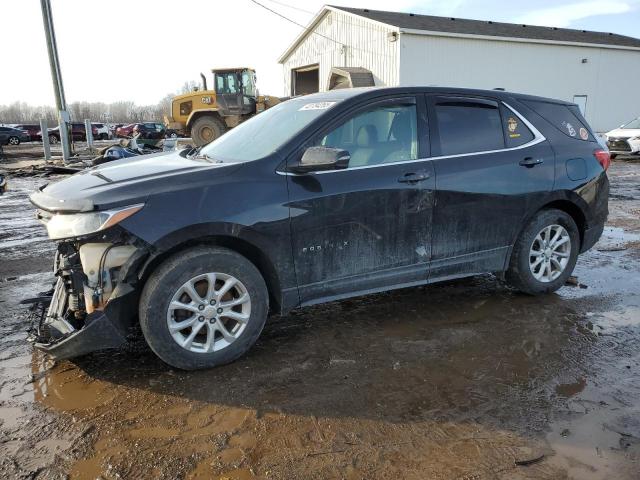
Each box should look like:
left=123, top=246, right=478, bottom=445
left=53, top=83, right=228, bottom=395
left=519, top=157, right=544, bottom=168
left=398, top=172, right=430, bottom=183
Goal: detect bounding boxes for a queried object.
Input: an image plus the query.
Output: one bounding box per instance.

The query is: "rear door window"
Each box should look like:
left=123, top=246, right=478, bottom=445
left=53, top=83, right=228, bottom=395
left=432, top=97, right=505, bottom=155
left=522, top=100, right=593, bottom=141
left=501, top=106, right=534, bottom=147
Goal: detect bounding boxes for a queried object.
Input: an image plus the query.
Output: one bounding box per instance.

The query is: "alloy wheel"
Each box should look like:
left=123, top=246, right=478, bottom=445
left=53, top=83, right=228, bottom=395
left=529, top=224, right=571, bottom=282
left=166, top=272, right=251, bottom=353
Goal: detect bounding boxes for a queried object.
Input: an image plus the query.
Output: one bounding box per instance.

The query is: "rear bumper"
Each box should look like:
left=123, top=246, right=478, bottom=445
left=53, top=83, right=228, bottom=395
left=580, top=221, right=605, bottom=253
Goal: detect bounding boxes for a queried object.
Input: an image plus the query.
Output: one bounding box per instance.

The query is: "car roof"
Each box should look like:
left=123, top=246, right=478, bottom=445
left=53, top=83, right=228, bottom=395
left=299, top=86, right=573, bottom=106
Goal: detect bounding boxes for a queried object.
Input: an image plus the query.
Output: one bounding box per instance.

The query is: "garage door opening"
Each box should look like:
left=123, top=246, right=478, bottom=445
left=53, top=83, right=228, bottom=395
left=292, top=65, right=319, bottom=96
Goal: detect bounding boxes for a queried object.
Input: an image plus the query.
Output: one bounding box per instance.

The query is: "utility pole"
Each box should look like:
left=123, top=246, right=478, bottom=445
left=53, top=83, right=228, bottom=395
left=40, top=0, right=71, bottom=162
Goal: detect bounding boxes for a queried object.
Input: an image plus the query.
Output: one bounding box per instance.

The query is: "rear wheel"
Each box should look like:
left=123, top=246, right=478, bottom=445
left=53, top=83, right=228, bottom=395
left=190, top=115, right=226, bottom=146
left=139, top=247, right=268, bottom=370
left=506, top=209, right=580, bottom=295
left=48, top=135, right=59, bottom=144
left=99, top=133, right=108, bottom=140
left=610, top=153, right=618, bottom=160
left=8, top=136, right=19, bottom=146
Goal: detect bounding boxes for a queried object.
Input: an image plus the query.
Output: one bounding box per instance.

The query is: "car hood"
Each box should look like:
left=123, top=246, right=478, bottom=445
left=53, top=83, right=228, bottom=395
left=605, top=128, right=640, bottom=139
left=30, top=150, right=241, bottom=213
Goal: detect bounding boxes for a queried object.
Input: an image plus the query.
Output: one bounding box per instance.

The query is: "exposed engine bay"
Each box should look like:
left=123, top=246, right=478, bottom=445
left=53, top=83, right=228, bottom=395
left=26, top=221, right=148, bottom=359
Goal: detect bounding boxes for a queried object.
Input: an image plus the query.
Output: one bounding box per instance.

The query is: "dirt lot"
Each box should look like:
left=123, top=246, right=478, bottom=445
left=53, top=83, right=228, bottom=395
left=1, top=152, right=639, bottom=480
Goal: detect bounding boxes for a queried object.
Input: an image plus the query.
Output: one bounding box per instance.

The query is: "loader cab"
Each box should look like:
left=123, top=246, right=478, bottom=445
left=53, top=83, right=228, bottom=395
left=213, top=68, right=257, bottom=116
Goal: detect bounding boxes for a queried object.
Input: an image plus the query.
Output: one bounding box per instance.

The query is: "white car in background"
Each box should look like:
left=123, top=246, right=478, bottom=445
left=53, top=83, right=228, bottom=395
left=605, top=117, right=640, bottom=158
left=92, top=123, right=110, bottom=140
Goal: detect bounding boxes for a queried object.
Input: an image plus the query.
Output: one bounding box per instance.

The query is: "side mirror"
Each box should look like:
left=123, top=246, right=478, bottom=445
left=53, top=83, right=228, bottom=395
left=289, top=146, right=350, bottom=174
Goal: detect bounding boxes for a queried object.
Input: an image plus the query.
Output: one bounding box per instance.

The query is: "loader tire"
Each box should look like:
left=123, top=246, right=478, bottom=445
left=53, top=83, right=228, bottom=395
left=190, top=115, right=226, bottom=146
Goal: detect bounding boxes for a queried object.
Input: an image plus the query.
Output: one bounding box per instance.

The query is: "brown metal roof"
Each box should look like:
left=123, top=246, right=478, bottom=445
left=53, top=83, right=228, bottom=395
left=331, top=5, right=640, bottom=48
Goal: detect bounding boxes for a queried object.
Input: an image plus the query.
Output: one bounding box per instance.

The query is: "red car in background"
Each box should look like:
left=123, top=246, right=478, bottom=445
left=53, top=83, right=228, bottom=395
left=115, top=124, right=136, bottom=138
left=14, top=124, right=40, bottom=141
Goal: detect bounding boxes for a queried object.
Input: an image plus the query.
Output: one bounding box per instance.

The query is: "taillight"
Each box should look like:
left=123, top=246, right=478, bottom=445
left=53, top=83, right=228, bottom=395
left=594, top=149, right=610, bottom=171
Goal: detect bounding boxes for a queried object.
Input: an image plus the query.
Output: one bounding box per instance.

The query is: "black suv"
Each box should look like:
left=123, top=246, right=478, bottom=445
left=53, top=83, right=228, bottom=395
left=30, top=87, right=609, bottom=369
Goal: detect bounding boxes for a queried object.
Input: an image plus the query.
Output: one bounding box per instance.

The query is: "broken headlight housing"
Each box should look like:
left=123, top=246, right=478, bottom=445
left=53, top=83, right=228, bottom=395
left=43, top=204, right=144, bottom=240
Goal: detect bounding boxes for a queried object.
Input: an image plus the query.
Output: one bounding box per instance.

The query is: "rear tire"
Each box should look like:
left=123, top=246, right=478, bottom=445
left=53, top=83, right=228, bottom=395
left=190, top=115, right=226, bottom=146
left=610, top=154, right=618, bottom=160
left=506, top=209, right=580, bottom=295
left=99, top=133, right=108, bottom=140
left=139, top=246, right=268, bottom=370
left=48, top=135, right=59, bottom=144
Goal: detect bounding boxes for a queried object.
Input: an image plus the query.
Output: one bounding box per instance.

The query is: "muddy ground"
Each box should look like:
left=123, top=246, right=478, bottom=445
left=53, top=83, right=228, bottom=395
left=1, top=156, right=639, bottom=480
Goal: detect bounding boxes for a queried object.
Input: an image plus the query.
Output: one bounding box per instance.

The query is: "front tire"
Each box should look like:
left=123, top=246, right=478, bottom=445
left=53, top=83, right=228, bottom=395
left=139, top=247, right=268, bottom=370
left=190, top=115, right=226, bottom=146
left=506, top=209, right=580, bottom=295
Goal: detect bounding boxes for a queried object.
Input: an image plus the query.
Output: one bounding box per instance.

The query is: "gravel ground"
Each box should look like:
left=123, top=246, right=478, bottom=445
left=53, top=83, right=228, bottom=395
left=0, top=158, right=639, bottom=480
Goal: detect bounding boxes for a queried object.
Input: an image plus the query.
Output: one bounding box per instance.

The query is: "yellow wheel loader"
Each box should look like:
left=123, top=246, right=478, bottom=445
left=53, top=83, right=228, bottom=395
left=165, top=68, right=282, bottom=146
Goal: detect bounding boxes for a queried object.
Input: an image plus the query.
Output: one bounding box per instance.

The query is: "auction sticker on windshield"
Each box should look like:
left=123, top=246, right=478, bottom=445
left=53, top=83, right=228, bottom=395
left=299, top=102, right=336, bottom=111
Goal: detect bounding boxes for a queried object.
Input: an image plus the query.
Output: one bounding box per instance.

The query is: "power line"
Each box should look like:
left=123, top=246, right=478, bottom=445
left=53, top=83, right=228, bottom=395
left=248, top=0, right=343, bottom=46
left=263, top=0, right=314, bottom=15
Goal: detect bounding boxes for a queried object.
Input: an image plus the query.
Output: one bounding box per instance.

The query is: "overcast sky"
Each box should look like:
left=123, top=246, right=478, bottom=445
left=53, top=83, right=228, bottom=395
left=2, top=0, right=639, bottom=107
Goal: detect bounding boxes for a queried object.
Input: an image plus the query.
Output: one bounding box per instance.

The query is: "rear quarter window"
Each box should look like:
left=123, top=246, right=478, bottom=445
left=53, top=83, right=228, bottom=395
left=522, top=100, right=593, bottom=141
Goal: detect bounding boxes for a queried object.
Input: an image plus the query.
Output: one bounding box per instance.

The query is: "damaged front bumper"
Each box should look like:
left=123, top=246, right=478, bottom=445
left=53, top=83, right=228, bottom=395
left=27, top=232, right=148, bottom=360
left=31, top=281, right=138, bottom=360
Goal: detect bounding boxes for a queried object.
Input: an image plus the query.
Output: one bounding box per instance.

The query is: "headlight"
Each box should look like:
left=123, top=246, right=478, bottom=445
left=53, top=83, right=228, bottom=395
left=44, top=204, right=144, bottom=240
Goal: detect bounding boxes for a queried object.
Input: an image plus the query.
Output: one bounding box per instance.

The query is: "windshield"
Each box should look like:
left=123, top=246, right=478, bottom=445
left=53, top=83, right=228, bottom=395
left=200, top=97, right=340, bottom=163
left=622, top=117, right=640, bottom=129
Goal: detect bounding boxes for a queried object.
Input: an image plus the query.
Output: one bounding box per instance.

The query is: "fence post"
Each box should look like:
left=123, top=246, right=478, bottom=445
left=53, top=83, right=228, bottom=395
left=84, top=119, right=94, bottom=153
left=40, top=119, right=51, bottom=162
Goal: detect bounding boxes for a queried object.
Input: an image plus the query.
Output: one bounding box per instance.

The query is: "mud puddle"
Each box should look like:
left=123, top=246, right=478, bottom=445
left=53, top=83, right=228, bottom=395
left=1, top=163, right=639, bottom=479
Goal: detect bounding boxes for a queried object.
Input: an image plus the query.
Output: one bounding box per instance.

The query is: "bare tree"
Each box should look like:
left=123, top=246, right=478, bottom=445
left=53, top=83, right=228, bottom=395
left=0, top=80, right=197, bottom=125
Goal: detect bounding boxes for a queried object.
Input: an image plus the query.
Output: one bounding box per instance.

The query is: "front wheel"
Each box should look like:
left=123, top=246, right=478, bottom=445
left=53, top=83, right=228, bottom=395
left=506, top=209, right=580, bottom=295
left=8, top=136, right=19, bottom=146
left=48, top=135, right=59, bottom=144
left=139, top=247, right=268, bottom=370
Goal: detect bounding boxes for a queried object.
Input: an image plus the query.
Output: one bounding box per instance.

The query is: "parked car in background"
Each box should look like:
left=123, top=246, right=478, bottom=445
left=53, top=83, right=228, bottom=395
left=29, top=87, right=609, bottom=369
left=0, top=126, right=30, bottom=145
left=42, top=123, right=97, bottom=143
left=92, top=123, right=110, bottom=140
left=132, top=122, right=166, bottom=139
left=115, top=124, right=136, bottom=138
left=605, top=117, right=640, bottom=158
left=13, top=124, right=40, bottom=141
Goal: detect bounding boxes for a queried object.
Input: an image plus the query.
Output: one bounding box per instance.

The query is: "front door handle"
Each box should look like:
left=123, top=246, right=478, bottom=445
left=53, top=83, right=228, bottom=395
left=519, top=157, right=544, bottom=168
left=398, top=172, right=430, bottom=184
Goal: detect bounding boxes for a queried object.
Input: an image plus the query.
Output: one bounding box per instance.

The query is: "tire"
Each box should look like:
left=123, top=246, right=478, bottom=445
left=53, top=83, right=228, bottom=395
left=506, top=209, right=580, bottom=295
left=99, top=133, right=108, bottom=140
left=48, top=135, right=59, bottom=144
left=610, top=154, right=617, bottom=160
left=8, top=136, right=19, bottom=146
left=139, top=246, right=268, bottom=370
left=190, top=115, right=226, bottom=146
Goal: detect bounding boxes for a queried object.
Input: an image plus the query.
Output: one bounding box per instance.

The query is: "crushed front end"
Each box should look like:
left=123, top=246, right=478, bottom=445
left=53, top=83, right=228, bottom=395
left=27, top=190, right=149, bottom=360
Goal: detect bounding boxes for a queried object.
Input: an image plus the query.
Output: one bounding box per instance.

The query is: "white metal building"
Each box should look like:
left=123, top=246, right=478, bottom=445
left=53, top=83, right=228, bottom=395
left=278, top=6, right=640, bottom=131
